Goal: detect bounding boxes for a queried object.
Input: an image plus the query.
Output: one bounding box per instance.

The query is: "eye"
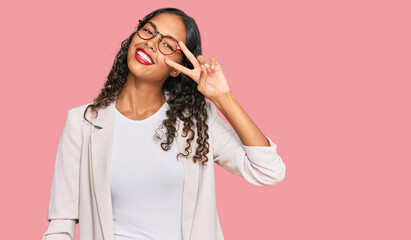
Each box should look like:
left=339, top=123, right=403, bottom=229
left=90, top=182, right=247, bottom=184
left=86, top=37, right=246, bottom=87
left=143, top=28, right=153, bottom=34
left=165, top=43, right=173, bottom=51
left=161, top=42, right=174, bottom=51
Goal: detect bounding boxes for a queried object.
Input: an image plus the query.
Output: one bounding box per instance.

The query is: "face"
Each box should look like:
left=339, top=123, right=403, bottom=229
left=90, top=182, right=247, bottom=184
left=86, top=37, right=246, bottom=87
left=127, top=13, right=187, bottom=82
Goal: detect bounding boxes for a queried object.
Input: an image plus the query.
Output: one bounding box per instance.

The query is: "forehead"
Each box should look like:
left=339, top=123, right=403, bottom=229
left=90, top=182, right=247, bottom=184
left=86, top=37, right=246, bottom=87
left=149, top=13, right=186, bottom=44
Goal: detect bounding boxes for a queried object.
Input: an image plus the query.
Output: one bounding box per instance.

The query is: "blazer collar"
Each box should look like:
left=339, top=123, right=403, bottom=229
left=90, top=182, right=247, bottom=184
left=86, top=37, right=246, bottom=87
left=89, top=92, right=200, bottom=240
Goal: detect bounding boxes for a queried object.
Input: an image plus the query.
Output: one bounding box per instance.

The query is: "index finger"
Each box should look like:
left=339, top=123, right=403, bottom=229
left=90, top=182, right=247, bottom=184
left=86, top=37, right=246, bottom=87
left=165, top=59, right=193, bottom=78
left=178, top=40, right=200, bottom=69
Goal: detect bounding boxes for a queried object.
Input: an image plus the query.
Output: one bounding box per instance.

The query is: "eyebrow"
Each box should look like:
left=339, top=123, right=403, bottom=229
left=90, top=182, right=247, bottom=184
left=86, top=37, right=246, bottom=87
left=149, top=21, right=179, bottom=41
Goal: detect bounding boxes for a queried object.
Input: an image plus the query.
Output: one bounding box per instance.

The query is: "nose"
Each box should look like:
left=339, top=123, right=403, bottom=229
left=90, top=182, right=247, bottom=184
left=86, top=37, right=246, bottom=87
left=146, top=33, right=162, bottom=52
left=146, top=38, right=156, bottom=52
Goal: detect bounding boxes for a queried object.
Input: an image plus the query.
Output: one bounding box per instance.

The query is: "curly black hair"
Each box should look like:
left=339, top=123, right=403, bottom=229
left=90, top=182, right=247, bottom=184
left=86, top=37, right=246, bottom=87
left=83, top=7, right=211, bottom=166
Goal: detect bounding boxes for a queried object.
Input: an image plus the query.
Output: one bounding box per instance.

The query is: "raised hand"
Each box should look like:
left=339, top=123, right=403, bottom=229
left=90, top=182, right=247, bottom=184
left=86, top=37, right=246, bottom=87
left=165, top=40, right=231, bottom=103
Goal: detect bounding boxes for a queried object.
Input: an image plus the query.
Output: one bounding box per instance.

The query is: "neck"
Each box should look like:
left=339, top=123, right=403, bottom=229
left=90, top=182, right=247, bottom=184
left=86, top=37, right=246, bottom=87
left=115, top=77, right=166, bottom=115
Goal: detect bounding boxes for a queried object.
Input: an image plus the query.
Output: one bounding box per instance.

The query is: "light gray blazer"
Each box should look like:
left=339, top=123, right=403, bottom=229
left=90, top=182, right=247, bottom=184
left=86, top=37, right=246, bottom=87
left=42, top=94, right=286, bottom=240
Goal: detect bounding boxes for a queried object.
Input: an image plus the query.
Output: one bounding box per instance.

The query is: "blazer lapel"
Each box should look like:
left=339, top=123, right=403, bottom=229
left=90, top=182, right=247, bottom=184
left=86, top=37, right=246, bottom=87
left=89, top=95, right=200, bottom=240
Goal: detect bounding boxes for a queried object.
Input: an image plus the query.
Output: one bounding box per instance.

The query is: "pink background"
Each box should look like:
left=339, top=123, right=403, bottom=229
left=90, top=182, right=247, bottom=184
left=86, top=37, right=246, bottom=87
left=1, top=0, right=410, bottom=239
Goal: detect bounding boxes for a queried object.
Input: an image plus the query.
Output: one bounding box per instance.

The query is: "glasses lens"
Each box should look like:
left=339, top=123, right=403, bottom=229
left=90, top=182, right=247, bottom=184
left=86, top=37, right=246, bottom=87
left=159, top=37, right=177, bottom=55
left=137, top=22, right=155, bottom=39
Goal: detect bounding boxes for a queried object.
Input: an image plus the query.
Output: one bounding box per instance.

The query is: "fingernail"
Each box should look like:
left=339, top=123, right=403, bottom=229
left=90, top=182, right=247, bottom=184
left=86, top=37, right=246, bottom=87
left=211, top=65, right=215, bottom=69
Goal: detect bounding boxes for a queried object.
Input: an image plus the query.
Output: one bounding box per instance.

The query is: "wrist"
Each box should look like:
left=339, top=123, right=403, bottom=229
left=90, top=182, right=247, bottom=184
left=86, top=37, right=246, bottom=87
left=212, top=91, right=235, bottom=113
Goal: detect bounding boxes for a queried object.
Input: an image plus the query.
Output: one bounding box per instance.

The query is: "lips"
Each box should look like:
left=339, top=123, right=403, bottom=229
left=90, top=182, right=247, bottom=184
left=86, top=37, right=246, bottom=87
left=135, top=48, right=154, bottom=65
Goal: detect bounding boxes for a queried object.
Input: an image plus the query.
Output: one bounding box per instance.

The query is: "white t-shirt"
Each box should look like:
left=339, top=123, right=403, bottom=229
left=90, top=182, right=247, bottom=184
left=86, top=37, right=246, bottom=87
left=110, top=101, right=184, bottom=240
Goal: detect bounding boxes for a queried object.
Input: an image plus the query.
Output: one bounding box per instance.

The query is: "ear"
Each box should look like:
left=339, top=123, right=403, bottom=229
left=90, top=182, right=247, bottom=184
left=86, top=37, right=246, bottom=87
left=170, top=69, right=181, bottom=77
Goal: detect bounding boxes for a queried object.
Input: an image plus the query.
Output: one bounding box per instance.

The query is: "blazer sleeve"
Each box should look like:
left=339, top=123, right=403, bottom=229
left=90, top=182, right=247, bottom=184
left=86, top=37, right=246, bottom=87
left=42, top=220, right=75, bottom=240
left=42, top=109, right=81, bottom=240
left=209, top=101, right=286, bottom=186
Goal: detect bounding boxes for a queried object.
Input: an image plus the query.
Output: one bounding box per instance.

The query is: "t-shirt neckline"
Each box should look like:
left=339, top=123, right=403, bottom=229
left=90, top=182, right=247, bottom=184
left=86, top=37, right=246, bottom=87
left=115, top=100, right=167, bottom=123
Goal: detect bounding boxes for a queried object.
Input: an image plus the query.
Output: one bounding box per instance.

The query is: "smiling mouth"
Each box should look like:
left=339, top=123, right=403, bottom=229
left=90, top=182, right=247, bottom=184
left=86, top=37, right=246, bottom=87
left=135, top=49, right=154, bottom=65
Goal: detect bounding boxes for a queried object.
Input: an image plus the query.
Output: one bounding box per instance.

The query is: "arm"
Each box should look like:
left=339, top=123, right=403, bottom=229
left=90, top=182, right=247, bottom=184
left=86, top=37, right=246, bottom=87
left=209, top=97, right=286, bottom=186
left=213, top=91, right=271, bottom=147
left=163, top=40, right=285, bottom=186
left=42, top=109, right=81, bottom=240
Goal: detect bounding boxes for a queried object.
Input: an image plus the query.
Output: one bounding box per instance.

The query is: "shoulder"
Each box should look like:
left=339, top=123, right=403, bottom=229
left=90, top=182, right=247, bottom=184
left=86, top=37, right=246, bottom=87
left=65, top=101, right=95, bottom=125
left=68, top=101, right=94, bottom=114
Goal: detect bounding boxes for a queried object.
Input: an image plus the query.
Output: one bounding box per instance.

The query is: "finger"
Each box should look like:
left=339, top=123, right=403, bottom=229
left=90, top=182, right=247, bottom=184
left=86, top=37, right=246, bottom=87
left=204, top=63, right=211, bottom=72
left=178, top=41, right=200, bottom=69
left=210, top=56, right=216, bottom=70
left=197, top=55, right=208, bottom=65
left=214, top=58, right=222, bottom=70
left=198, top=55, right=211, bottom=72
left=165, top=58, right=192, bottom=77
left=198, top=64, right=207, bottom=90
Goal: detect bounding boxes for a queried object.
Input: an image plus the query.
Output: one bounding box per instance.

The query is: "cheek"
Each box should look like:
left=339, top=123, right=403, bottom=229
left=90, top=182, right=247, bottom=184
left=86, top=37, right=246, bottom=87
left=174, top=55, right=185, bottom=66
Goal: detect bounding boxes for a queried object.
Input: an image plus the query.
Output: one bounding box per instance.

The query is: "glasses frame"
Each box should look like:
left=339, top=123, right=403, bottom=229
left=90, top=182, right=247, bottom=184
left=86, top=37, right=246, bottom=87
left=137, top=19, right=181, bottom=56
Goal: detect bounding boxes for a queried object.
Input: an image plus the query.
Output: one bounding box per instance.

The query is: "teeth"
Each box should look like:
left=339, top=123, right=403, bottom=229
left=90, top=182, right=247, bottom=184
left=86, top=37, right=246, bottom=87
left=138, top=50, right=153, bottom=64
left=138, top=50, right=152, bottom=63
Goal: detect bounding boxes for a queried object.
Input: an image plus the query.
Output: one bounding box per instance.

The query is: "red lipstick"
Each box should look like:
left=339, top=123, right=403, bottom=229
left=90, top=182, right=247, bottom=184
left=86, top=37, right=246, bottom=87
left=135, top=48, right=154, bottom=65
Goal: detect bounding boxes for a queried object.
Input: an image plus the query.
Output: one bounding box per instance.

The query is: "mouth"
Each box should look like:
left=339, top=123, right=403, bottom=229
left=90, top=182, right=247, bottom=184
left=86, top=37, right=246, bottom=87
left=135, top=48, right=154, bottom=65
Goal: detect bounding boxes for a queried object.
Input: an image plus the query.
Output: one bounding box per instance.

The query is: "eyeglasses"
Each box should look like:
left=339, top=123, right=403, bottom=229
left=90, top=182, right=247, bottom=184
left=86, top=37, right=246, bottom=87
left=136, top=20, right=181, bottom=55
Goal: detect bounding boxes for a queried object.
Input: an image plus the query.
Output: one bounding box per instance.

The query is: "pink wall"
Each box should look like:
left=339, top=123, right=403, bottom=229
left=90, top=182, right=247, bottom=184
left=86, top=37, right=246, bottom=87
left=1, top=0, right=410, bottom=239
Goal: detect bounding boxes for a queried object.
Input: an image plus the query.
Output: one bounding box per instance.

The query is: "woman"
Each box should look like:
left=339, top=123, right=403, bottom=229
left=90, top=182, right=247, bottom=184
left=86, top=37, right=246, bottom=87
left=42, top=7, right=286, bottom=240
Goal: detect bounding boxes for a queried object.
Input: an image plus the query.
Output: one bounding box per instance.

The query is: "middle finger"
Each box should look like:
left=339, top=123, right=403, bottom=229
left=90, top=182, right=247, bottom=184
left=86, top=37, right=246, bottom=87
left=178, top=40, right=200, bottom=69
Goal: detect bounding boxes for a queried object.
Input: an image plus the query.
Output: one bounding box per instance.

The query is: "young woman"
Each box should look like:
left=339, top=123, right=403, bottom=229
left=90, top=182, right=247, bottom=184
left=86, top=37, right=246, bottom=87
left=42, top=7, right=286, bottom=240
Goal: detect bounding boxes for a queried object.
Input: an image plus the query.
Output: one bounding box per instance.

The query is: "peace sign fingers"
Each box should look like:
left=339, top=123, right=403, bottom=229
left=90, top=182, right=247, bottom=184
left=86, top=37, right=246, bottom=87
left=165, top=41, right=202, bottom=83
left=178, top=40, right=201, bottom=70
